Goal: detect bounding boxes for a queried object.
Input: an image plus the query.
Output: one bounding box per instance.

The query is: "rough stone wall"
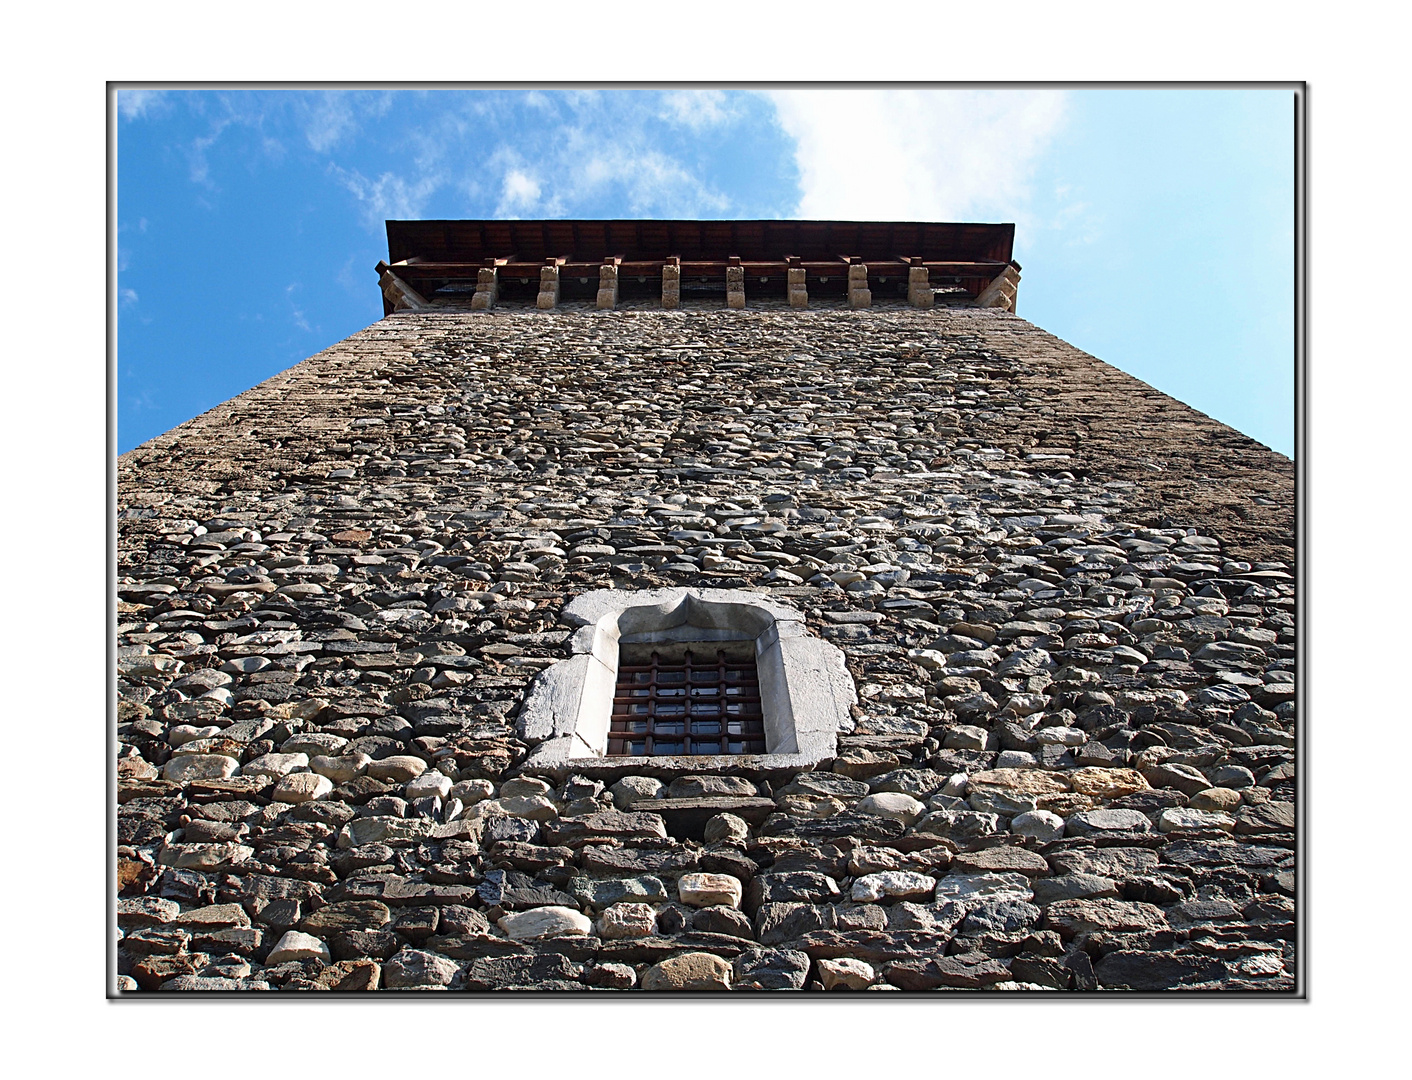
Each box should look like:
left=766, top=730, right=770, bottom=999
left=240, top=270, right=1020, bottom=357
left=115, top=307, right=1296, bottom=993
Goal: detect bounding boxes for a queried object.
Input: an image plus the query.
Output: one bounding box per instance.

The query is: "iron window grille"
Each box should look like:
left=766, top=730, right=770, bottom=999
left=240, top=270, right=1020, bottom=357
left=608, top=648, right=766, bottom=756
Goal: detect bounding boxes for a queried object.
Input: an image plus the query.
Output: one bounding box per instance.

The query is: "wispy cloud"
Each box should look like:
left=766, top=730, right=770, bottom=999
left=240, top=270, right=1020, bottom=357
left=116, top=219, right=146, bottom=273
left=767, top=89, right=1068, bottom=222
left=187, top=119, right=233, bottom=187
left=285, top=284, right=311, bottom=332
left=146, top=91, right=401, bottom=194
left=576, top=137, right=730, bottom=216
left=659, top=90, right=737, bottom=131
left=302, top=93, right=358, bottom=154
left=126, top=386, right=158, bottom=412
left=136, top=89, right=746, bottom=227
left=176, top=93, right=287, bottom=190
left=488, top=152, right=547, bottom=216
left=477, top=93, right=734, bottom=218
left=503, top=169, right=542, bottom=206
left=120, top=288, right=139, bottom=307
left=116, top=89, right=170, bottom=121
left=299, top=90, right=394, bottom=153
left=329, top=164, right=445, bottom=228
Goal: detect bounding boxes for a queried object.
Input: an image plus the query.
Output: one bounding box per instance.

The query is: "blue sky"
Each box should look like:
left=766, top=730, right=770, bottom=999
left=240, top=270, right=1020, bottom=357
left=115, top=87, right=1294, bottom=456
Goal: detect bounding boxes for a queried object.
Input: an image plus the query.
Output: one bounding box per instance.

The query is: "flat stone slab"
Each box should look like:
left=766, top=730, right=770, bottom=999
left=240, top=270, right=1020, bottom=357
left=795, top=929, right=962, bottom=964
left=626, top=797, right=777, bottom=838
left=951, top=846, right=1052, bottom=877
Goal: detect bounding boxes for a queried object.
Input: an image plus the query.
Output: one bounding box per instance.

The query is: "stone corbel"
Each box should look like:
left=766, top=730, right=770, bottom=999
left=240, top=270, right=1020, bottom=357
left=661, top=257, right=681, bottom=309
left=726, top=256, right=746, bottom=309
left=906, top=259, right=934, bottom=309
left=379, top=270, right=431, bottom=312
left=847, top=259, right=871, bottom=308
left=787, top=256, right=807, bottom=309
left=597, top=258, right=620, bottom=310
left=472, top=258, right=508, bottom=311
left=537, top=258, right=564, bottom=310
left=975, top=263, right=1021, bottom=312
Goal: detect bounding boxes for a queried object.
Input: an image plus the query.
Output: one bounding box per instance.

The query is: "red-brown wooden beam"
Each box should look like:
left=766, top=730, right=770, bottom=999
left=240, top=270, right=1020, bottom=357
left=383, top=257, right=1013, bottom=281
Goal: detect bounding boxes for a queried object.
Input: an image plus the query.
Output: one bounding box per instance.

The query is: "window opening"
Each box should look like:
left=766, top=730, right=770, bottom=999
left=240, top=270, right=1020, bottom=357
left=519, top=588, right=857, bottom=769
left=608, top=648, right=765, bottom=756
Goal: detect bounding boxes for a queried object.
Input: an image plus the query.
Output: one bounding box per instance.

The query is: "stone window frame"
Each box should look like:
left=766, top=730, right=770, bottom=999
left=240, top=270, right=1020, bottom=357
left=519, top=588, right=856, bottom=777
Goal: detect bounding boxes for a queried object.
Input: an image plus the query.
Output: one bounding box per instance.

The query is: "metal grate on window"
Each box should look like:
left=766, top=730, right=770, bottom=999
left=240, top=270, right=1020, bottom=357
left=607, top=649, right=766, bottom=756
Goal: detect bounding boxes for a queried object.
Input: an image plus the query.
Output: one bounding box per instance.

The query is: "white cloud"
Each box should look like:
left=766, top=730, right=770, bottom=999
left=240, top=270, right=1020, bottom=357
left=482, top=99, right=732, bottom=219
left=766, top=89, right=1068, bottom=221
left=301, top=90, right=393, bottom=154
left=329, top=164, right=445, bottom=228
left=182, top=93, right=288, bottom=189
left=116, top=218, right=148, bottom=274
left=659, top=90, right=735, bottom=131
left=497, top=167, right=546, bottom=216
left=169, top=92, right=398, bottom=195
left=572, top=135, right=729, bottom=216
left=285, top=284, right=311, bottom=332
left=135, top=89, right=736, bottom=229
left=187, top=119, right=233, bottom=188
left=119, top=288, right=139, bottom=307
left=303, top=93, right=357, bottom=153
left=116, top=89, right=169, bottom=120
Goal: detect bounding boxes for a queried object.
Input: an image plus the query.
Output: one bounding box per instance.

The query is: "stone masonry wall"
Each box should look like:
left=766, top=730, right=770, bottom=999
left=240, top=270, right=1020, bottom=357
left=115, top=307, right=1296, bottom=992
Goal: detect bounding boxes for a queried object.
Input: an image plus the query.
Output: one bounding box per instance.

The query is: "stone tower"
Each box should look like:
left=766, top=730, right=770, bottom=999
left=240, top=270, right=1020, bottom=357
left=115, top=220, right=1296, bottom=993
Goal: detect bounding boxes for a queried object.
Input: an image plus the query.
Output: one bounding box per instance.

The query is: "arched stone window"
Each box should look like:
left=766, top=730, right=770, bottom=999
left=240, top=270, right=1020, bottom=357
left=519, top=588, right=856, bottom=774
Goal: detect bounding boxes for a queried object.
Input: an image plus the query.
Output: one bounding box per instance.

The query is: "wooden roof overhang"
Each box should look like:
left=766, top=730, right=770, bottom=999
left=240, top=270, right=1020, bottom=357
left=379, top=218, right=1017, bottom=314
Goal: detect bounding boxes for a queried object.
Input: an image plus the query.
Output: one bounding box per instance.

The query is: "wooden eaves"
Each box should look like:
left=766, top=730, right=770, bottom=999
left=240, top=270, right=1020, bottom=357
left=378, top=218, right=1020, bottom=315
